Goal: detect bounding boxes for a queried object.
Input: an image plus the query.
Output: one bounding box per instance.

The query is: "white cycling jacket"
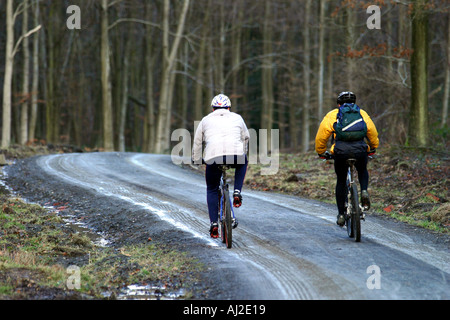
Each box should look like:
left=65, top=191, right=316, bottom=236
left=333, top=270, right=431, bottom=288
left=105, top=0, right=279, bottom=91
left=192, top=109, right=250, bottom=162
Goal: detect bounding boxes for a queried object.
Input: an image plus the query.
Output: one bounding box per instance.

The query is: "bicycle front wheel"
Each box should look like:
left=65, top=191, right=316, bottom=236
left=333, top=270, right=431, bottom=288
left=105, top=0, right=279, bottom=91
left=346, top=210, right=354, bottom=238
left=222, top=193, right=233, bottom=248
left=351, top=184, right=361, bottom=242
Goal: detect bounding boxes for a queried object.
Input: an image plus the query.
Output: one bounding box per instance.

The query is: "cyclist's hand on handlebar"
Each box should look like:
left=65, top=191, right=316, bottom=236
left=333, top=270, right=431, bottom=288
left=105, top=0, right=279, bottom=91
left=318, top=151, right=332, bottom=160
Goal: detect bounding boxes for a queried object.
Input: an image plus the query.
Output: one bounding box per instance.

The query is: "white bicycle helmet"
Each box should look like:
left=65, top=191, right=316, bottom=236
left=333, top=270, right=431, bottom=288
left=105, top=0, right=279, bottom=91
left=211, top=94, right=231, bottom=108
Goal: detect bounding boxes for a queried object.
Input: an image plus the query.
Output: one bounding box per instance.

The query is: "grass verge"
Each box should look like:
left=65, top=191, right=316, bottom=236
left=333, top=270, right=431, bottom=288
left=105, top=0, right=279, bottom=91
left=0, top=193, right=204, bottom=299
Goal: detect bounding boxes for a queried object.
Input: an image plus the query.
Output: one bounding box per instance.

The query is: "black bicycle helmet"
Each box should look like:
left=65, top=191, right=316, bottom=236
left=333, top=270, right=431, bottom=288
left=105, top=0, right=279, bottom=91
left=337, top=91, right=356, bottom=104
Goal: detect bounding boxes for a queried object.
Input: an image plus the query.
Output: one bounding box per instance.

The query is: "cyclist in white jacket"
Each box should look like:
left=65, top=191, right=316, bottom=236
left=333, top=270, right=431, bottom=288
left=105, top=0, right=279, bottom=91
left=192, top=94, right=250, bottom=238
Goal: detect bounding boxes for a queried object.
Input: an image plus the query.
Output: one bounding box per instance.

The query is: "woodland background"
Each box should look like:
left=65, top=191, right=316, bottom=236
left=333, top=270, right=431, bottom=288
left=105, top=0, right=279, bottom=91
left=1, top=0, right=449, bottom=154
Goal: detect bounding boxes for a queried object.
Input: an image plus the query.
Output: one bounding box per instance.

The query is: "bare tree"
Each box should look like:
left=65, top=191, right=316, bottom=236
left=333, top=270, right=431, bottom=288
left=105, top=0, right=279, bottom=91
left=2, top=0, right=15, bottom=149
left=29, top=0, right=40, bottom=143
left=2, top=0, right=41, bottom=148
left=101, top=0, right=114, bottom=151
left=194, top=0, right=211, bottom=121
left=154, top=0, right=190, bottom=154
left=409, top=0, right=429, bottom=146
left=301, top=0, right=312, bottom=153
left=261, top=0, right=274, bottom=131
left=317, top=0, right=327, bottom=122
left=20, top=0, right=30, bottom=145
left=143, top=1, right=156, bottom=153
left=442, top=13, right=450, bottom=128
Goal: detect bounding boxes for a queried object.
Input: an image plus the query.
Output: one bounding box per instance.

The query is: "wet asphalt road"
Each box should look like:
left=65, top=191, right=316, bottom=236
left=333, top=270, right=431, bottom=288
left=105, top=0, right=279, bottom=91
left=6, top=152, right=450, bottom=299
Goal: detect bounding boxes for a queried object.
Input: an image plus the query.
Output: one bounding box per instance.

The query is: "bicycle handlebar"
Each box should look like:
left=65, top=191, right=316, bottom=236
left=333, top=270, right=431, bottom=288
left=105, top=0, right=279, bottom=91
left=319, top=151, right=334, bottom=160
left=318, top=150, right=376, bottom=161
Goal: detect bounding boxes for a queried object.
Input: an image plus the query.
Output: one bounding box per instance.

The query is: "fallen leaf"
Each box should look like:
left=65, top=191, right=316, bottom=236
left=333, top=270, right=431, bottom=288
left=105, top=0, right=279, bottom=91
left=426, top=193, right=439, bottom=202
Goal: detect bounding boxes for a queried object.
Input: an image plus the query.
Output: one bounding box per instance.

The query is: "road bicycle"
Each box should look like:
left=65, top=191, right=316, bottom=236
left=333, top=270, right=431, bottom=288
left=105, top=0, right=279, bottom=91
left=217, top=165, right=237, bottom=249
left=322, top=152, right=370, bottom=242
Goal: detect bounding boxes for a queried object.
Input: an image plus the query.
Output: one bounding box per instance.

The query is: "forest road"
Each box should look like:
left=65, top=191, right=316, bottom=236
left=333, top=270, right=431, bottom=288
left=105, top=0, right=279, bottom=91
left=4, top=152, right=450, bottom=299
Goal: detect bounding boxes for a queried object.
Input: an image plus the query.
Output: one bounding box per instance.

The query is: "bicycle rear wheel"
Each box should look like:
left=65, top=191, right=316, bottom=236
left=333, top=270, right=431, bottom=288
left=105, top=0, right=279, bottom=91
left=351, top=184, right=361, bottom=242
left=345, top=188, right=354, bottom=238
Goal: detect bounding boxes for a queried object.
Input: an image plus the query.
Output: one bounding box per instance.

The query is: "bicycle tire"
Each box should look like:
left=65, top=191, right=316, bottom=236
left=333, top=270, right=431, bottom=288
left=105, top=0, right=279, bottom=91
left=223, top=192, right=233, bottom=248
left=219, top=193, right=226, bottom=244
left=351, top=184, right=361, bottom=242
left=346, top=210, right=354, bottom=238
left=346, top=188, right=354, bottom=238
left=220, top=214, right=226, bottom=244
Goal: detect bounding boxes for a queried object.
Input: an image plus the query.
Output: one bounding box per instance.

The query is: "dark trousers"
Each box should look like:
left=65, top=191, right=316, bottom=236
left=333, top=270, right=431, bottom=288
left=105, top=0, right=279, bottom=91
left=205, top=155, right=248, bottom=223
left=334, top=152, right=369, bottom=215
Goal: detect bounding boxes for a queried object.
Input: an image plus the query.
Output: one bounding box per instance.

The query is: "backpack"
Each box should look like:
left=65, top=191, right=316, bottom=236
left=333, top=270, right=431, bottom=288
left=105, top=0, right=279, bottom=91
left=333, top=103, right=367, bottom=141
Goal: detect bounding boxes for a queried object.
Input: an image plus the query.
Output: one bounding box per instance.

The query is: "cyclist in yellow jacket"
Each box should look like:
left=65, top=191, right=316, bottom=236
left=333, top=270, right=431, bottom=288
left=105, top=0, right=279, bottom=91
left=315, top=92, right=379, bottom=226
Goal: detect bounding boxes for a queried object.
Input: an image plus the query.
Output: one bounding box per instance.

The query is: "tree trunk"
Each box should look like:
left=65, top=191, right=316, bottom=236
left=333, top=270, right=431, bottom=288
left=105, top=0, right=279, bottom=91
left=20, top=0, right=30, bottom=145
left=261, top=0, right=274, bottom=131
left=287, top=2, right=298, bottom=150
left=194, top=1, right=210, bottom=121
left=178, top=42, right=189, bottom=128
left=442, top=14, right=450, bottom=128
left=154, top=0, right=190, bottom=154
left=215, top=1, right=225, bottom=93
left=118, top=38, right=131, bottom=152
left=346, top=5, right=356, bottom=90
left=144, top=2, right=156, bottom=153
left=101, top=0, right=114, bottom=151
left=46, top=4, right=55, bottom=144
left=317, top=0, right=326, bottom=123
left=301, top=0, right=311, bottom=153
left=409, top=0, right=429, bottom=147
left=2, top=0, right=14, bottom=148
left=231, top=1, right=243, bottom=113
left=29, top=0, right=40, bottom=143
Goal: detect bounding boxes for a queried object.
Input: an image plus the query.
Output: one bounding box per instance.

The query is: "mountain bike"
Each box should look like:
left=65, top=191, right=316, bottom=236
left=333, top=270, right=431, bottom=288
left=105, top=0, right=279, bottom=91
left=322, top=152, right=369, bottom=242
left=344, top=158, right=363, bottom=242
left=217, top=165, right=237, bottom=249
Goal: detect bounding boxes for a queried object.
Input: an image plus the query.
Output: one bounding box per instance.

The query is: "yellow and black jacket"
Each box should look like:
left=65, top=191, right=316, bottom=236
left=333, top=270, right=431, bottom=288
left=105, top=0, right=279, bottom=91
left=315, top=107, right=379, bottom=155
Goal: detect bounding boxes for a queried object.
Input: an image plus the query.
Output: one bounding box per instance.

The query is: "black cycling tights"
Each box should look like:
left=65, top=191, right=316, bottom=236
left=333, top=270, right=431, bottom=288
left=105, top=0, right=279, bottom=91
left=334, top=152, right=369, bottom=216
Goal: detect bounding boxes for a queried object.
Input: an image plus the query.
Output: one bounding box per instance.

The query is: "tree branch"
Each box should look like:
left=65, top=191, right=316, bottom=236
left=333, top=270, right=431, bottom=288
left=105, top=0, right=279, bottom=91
left=108, top=18, right=160, bottom=31
left=12, top=25, right=42, bottom=58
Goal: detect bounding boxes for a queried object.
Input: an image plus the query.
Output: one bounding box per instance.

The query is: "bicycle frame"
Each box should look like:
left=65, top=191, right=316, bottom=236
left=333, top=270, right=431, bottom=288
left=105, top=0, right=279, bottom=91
left=346, top=159, right=356, bottom=191
left=346, top=159, right=365, bottom=219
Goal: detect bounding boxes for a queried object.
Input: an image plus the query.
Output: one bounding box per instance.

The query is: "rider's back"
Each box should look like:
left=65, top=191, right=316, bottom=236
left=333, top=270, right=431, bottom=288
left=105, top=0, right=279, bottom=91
left=193, top=109, right=249, bottom=162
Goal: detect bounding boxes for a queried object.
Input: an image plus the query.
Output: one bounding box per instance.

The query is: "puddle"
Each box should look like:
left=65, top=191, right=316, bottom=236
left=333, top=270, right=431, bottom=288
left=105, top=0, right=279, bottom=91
left=0, top=183, right=10, bottom=196
left=62, top=216, right=110, bottom=247
left=108, top=284, right=186, bottom=300
left=41, top=205, right=111, bottom=247
left=0, top=169, right=12, bottom=195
